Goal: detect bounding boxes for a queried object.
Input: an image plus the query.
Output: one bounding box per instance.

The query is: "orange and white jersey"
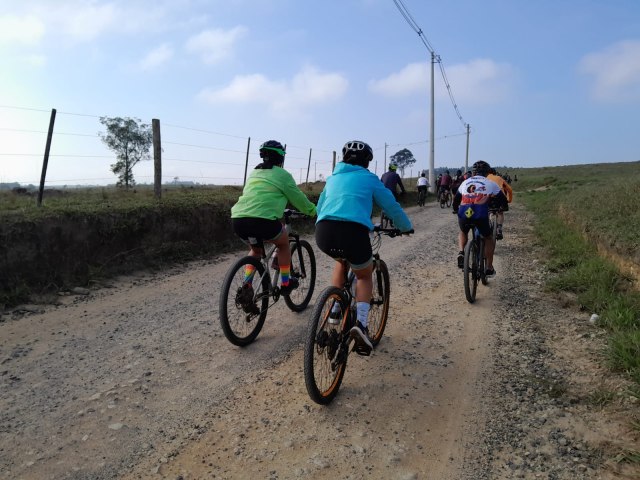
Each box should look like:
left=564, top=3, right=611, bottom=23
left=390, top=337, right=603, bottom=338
left=487, top=173, right=513, bottom=203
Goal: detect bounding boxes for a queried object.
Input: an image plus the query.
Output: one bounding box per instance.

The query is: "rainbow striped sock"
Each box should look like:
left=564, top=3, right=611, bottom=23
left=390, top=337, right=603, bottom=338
left=280, top=265, right=291, bottom=286
left=243, top=264, right=256, bottom=283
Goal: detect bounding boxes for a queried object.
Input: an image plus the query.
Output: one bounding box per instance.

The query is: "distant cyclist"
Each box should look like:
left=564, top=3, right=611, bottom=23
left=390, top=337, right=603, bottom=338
left=417, top=172, right=429, bottom=201
left=451, top=169, right=464, bottom=196
left=452, top=160, right=507, bottom=277
left=381, top=164, right=406, bottom=199
left=487, top=167, right=513, bottom=240
left=438, top=170, right=453, bottom=201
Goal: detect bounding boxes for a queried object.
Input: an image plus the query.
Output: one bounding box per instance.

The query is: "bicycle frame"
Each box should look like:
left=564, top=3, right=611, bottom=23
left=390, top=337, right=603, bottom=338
left=249, top=212, right=307, bottom=306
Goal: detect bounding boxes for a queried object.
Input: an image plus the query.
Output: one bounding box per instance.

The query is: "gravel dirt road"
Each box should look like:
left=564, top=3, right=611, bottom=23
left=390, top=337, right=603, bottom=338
left=1, top=202, right=638, bottom=480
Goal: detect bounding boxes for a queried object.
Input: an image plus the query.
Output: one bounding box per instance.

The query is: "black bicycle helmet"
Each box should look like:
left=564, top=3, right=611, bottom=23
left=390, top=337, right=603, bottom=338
left=342, top=140, right=373, bottom=168
left=259, top=140, right=286, bottom=166
left=472, top=160, right=491, bottom=177
left=456, top=169, right=462, bottom=176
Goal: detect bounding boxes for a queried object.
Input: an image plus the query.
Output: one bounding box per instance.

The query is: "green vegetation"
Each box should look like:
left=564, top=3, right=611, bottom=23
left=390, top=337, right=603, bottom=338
left=514, top=161, right=640, bottom=388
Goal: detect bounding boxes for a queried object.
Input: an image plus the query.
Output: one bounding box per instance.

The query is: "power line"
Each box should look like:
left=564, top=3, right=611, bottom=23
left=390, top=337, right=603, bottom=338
left=391, top=0, right=468, bottom=128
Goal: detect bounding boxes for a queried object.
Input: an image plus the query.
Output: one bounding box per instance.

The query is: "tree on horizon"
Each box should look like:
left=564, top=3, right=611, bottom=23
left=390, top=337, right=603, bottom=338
left=99, top=117, right=152, bottom=189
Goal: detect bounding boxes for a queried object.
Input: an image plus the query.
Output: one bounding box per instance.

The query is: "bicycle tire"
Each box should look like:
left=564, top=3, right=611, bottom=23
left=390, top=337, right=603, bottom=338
left=463, top=239, right=478, bottom=303
left=445, top=192, right=452, bottom=208
left=219, top=256, right=270, bottom=346
left=490, top=214, right=498, bottom=244
left=480, top=237, right=489, bottom=286
left=440, top=196, right=445, bottom=209
left=368, top=259, right=390, bottom=346
left=304, top=287, right=349, bottom=405
left=283, top=239, right=316, bottom=312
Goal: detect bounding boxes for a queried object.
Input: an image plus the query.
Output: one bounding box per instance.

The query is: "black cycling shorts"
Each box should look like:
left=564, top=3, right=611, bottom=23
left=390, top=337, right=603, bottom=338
left=315, top=220, right=373, bottom=269
left=232, top=217, right=283, bottom=245
left=458, top=216, right=492, bottom=238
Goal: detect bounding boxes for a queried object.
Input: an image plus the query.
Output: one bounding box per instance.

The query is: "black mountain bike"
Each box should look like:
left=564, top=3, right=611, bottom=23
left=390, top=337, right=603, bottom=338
left=463, top=213, right=496, bottom=303
left=219, top=210, right=316, bottom=346
left=440, top=189, right=452, bottom=209
left=303, top=225, right=411, bottom=405
left=417, top=188, right=427, bottom=207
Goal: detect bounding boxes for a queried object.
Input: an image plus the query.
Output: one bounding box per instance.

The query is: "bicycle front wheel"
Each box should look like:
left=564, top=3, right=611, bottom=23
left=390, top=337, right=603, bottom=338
left=304, top=287, right=349, bottom=405
left=219, top=256, right=270, bottom=346
left=368, top=259, right=390, bottom=346
left=284, top=239, right=316, bottom=312
left=463, top=239, right=478, bottom=303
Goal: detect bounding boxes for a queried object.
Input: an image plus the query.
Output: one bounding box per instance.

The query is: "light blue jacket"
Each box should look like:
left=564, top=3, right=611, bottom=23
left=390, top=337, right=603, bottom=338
left=316, top=162, right=413, bottom=232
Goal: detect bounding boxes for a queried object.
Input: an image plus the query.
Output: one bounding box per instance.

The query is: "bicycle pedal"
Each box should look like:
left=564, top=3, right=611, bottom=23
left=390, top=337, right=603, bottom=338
left=352, top=344, right=372, bottom=356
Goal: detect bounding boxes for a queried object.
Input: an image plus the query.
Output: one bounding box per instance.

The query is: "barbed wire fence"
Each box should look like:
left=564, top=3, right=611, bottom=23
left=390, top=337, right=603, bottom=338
left=0, top=104, right=467, bottom=203
left=0, top=105, right=339, bottom=195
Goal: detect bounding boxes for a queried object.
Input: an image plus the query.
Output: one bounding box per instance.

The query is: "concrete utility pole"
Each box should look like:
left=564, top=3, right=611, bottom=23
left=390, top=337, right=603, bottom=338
left=384, top=142, right=388, bottom=172
left=429, top=52, right=436, bottom=193
left=465, top=123, right=470, bottom=172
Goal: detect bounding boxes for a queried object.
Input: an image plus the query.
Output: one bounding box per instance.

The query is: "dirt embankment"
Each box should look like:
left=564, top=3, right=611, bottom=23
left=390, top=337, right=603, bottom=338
left=0, top=202, right=638, bottom=480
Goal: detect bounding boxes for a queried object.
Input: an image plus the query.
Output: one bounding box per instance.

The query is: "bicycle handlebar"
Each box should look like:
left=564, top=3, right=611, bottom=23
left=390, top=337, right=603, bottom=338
left=373, top=225, right=414, bottom=237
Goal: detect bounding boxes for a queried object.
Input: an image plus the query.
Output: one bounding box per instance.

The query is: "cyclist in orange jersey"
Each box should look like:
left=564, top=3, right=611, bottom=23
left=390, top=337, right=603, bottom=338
left=487, top=168, right=513, bottom=240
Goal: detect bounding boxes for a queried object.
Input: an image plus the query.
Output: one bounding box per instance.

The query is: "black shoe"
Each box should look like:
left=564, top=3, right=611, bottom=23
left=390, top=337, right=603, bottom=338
left=350, top=322, right=373, bottom=356
left=457, top=252, right=464, bottom=269
left=496, top=228, right=503, bottom=240
left=485, top=267, right=496, bottom=278
left=236, top=284, right=260, bottom=315
left=279, top=277, right=299, bottom=296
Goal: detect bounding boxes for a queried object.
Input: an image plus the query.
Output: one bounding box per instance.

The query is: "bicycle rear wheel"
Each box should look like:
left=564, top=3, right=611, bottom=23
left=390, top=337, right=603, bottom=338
left=445, top=192, right=452, bottom=208
left=368, top=259, right=390, bottom=346
left=480, top=238, right=489, bottom=286
left=304, top=287, right=349, bottom=405
left=219, top=256, right=270, bottom=346
left=463, top=239, right=478, bottom=303
left=283, top=239, right=316, bottom=312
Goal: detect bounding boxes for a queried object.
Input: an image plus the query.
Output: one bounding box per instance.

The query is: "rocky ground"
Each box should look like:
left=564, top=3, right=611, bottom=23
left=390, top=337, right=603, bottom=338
left=1, top=202, right=638, bottom=480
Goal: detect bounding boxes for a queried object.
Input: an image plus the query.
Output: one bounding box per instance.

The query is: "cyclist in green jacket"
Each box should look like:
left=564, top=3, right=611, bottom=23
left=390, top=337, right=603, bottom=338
left=231, top=140, right=316, bottom=295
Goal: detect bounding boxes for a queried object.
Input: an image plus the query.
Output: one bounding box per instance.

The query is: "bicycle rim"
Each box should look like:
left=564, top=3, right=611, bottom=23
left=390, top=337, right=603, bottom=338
left=304, top=287, right=348, bottom=405
left=446, top=193, right=452, bottom=208
left=283, top=239, right=316, bottom=312
left=368, top=259, right=390, bottom=346
left=219, top=256, right=269, bottom=346
left=463, top=240, right=478, bottom=303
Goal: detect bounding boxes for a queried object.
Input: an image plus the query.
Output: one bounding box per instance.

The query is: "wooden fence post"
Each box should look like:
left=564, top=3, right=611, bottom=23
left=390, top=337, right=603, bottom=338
left=152, top=119, right=161, bottom=199
left=243, top=137, right=251, bottom=186
left=37, top=108, right=56, bottom=207
left=305, top=148, right=312, bottom=184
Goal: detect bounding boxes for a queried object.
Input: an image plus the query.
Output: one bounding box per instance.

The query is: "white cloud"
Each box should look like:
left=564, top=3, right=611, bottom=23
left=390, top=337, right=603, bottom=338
left=0, top=14, right=45, bottom=46
left=197, top=66, right=348, bottom=116
left=55, top=2, right=118, bottom=41
left=25, top=54, right=47, bottom=67
left=579, top=40, right=640, bottom=102
left=185, top=26, right=248, bottom=64
left=369, top=58, right=514, bottom=105
left=139, top=43, right=173, bottom=70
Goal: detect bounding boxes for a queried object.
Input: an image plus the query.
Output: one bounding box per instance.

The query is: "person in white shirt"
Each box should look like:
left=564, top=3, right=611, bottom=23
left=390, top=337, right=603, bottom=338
left=416, top=172, right=430, bottom=206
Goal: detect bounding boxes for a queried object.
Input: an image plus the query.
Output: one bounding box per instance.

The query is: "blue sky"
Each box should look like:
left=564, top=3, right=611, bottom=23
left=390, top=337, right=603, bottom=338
left=1, top=0, right=639, bottom=186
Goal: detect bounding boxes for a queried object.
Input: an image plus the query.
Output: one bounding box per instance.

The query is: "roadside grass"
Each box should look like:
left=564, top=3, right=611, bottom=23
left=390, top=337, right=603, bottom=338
left=515, top=161, right=640, bottom=390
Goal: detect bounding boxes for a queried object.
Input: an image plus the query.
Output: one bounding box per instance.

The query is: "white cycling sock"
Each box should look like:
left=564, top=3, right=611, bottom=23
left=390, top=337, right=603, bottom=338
left=356, top=302, right=370, bottom=328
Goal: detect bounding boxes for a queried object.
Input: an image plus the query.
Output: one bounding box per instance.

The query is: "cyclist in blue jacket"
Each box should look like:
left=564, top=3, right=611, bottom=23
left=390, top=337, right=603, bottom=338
left=316, top=140, right=413, bottom=355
